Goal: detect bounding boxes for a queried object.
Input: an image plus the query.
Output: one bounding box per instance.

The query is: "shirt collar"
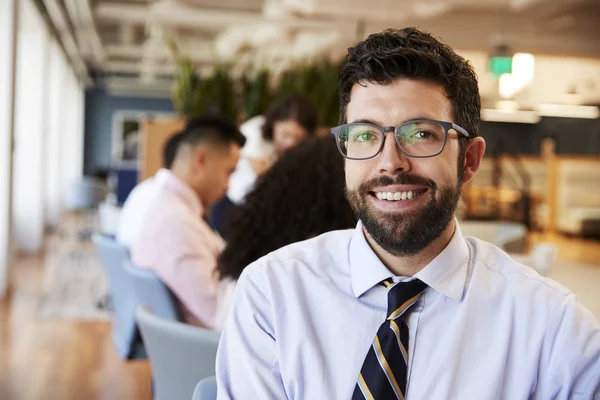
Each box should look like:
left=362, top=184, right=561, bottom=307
left=413, top=222, right=470, bottom=302
left=349, top=221, right=397, bottom=298
left=154, top=168, right=204, bottom=218
left=349, top=220, right=470, bottom=302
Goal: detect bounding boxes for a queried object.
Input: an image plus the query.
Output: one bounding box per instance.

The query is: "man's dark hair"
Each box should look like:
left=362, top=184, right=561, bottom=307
left=262, top=94, right=319, bottom=141
left=163, top=131, right=185, bottom=169
left=178, top=115, right=246, bottom=154
left=338, top=27, right=481, bottom=141
left=217, top=135, right=357, bottom=281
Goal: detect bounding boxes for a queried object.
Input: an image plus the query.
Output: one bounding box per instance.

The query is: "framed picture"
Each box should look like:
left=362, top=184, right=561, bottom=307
left=111, top=110, right=177, bottom=166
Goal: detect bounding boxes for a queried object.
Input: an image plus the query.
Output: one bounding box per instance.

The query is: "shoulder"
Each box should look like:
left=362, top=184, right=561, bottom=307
left=240, top=116, right=275, bottom=158
left=238, top=229, right=355, bottom=290
left=240, top=115, right=266, bottom=137
left=135, top=191, right=204, bottom=243
left=468, top=236, right=571, bottom=304
left=121, top=178, right=155, bottom=208
left=467, top=238, right=600, bottom=355
left=239, top=116, right=266, bottom=146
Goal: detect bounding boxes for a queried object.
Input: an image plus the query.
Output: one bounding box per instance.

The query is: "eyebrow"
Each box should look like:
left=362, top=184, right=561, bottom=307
left=350, top=118, right=383, bottom=126
left=349, top=116, right=439, bottom=126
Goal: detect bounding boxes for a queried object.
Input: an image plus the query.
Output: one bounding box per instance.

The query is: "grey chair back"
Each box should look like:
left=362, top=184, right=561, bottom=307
left=135, top=306, right=220, bottom=400
left=123, top=259, right=181, bottom=321
left=192, top=376, right=217, bottom=400
left=91, top=233, right=140, bottom=359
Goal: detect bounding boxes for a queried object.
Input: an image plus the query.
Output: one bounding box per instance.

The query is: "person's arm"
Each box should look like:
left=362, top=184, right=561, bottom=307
left=153, top=221, right=220, bottom=328
left=539, top=293, right=600, bottom=398
left=216, top=265, right=288, bottom=399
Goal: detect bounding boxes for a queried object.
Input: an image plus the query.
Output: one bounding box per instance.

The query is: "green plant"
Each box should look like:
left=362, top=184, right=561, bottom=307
left=241, top=69, right=273, bottom=119
left=275, top=61, right=340, bottom=127
left=171, top=56, right=204, bottom=118
left=198, top=65, right=237, bottom=121
left=169, top=41, right=342, bottom=126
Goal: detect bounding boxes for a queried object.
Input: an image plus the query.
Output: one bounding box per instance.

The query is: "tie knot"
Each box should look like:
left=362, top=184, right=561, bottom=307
left=383, top=279, right=427, bottom=320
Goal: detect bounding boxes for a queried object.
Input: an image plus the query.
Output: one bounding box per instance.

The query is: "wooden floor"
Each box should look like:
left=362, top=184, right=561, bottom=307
left=0, top=253, right=151, bottom=400
left=0, top=231, right=598, bottom=400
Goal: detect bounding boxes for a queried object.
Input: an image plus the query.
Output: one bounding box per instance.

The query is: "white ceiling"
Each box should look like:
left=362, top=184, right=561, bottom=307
left=39, top=0, right=600, bottom=94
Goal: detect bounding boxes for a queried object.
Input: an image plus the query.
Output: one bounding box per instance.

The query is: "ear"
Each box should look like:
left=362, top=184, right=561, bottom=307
left=461, top=137, right=486, bottom=185
left=193, top=145, right=209, bottom=169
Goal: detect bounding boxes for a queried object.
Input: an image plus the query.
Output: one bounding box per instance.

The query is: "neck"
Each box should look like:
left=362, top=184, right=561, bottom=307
left=364, top=218, right=457, bottom=277
left=169, top=163, right=205, bottom=213
left=170, top=163, right=194, bottom=188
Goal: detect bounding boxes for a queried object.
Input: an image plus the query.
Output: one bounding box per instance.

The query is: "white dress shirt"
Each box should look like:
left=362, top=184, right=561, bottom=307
left=116, top=177, right=156, bottom=247
left=227, top=115, right=276, bottom=204
left=216, top=221, right=600, bottom=399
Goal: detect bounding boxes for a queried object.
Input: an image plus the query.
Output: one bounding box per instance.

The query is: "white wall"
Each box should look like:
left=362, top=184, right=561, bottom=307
left=61, top=69, right=85, bottom=204
left=12, top=0, right=86, bottom=253
left=12, top=0, right=49, bottom=253
left=0, top=0, right=18, bottom=296
left=44, top=40, right=67, bottom=228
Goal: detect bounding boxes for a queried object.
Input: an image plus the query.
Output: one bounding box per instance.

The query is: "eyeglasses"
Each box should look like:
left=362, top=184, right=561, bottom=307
left=330, top=119, right=470, bottom=160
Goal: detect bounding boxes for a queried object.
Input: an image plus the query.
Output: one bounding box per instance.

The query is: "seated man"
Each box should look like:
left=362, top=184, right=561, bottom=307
left=130, top=116, right=245, bottom=329
left=216, top=28, right=600, bottom=399
left=117, top=131, right=183, bottom=248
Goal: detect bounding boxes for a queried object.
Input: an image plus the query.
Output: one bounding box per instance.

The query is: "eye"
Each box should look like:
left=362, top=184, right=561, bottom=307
left=416, top=130, right=435, bottom=139
left=354, top=132, right=373, bottom=142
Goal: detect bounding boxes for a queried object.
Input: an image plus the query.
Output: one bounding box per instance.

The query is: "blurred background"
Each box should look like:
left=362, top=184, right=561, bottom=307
left=0, top=0, right=599, bottom=399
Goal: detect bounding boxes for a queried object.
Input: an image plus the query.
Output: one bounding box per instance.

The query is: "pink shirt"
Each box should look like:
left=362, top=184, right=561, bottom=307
left=131, top=169, right=224, bottom=329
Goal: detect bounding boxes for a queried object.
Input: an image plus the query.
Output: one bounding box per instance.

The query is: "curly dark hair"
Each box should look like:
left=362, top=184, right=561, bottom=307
left=262, top=94, right=319, bottom=141
left=217, top=135, right=357, bottom=281
left=338, top=27, right=481, bottom=140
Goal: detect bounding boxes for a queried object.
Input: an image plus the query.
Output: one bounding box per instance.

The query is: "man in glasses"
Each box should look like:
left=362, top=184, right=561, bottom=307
left=216, top=28, right=600, bottom=399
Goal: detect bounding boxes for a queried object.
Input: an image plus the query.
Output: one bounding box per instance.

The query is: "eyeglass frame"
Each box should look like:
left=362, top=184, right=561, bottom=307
left=330, top=119, right=471, bottom=160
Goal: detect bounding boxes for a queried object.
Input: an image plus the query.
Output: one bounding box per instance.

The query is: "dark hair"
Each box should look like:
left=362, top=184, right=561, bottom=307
left=338, top=27, right=481, bottom=140
left=163, top=131, right=185, bottom=169
left=262, top=94, right=319, bottom=141
left=178, top=115, right=246, bottom=152
left=217, top=135, right=357, bottom=281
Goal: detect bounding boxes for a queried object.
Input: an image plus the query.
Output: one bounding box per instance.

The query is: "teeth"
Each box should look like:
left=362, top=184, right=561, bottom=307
left=375, top=191, right=417, bottom=201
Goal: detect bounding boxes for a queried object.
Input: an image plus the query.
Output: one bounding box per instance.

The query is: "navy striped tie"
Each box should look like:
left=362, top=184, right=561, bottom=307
left=352, top=279, right=427, bottom=400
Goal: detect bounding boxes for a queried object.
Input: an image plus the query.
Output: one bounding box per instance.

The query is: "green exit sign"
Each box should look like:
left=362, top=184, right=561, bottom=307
left=489, top=56, right=513, bottom=76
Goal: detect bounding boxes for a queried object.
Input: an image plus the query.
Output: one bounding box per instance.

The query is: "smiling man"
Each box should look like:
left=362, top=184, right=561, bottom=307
left=215, top=28, right=600, bottom=399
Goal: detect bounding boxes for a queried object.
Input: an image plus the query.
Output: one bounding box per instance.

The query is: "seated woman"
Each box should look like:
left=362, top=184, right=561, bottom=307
left=226, top=94, right=320, bottom=204
left=210, top=95, right=320, bottom=235
left=215, top=135, right=357, bottom=329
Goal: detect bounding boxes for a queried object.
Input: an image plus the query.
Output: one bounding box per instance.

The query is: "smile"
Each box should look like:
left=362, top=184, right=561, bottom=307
left=371, top=189, right=428, bottom=202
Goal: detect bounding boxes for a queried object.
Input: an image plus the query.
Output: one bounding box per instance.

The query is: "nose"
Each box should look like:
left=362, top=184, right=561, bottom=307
left=376, top=131, right=411, bottom=175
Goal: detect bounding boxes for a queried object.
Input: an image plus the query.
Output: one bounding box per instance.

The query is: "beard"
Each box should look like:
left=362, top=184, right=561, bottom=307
left=346, top=174, right=462, bottom=257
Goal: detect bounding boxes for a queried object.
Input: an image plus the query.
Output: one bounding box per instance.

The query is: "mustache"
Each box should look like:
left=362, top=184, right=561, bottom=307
left=354, top=174, right=436, bottom=194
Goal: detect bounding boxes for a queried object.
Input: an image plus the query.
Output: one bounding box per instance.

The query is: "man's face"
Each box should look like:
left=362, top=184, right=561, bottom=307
left=345, top=78, right=465, bottom=256
left=200, top=142, right=241, bottom=209
left=273, top=119, right=309, bottom=155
